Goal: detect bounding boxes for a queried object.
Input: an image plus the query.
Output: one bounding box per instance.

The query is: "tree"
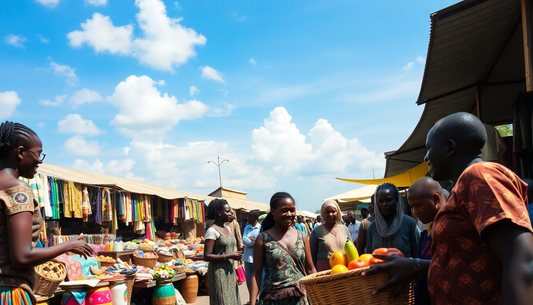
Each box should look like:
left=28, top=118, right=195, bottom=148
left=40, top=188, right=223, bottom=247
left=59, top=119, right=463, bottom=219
left=495, top=124, right=513, bottom=137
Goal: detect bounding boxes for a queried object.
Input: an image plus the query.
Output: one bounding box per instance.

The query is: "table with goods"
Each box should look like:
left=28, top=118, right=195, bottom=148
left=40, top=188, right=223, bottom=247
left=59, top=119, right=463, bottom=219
left=297, top=239, right=415, bottom=305
left=33, top=233, right=209, bottom=305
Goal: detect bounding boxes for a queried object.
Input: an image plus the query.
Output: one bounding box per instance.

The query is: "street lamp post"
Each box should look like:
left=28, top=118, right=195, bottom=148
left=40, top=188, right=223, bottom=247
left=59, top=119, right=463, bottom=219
left=208, top=155, right=229, bottom=188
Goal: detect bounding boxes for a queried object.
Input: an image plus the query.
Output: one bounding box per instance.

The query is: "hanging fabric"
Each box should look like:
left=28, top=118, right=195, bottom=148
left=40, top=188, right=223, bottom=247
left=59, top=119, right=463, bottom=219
left=102, top=188, right=112, bottom=222
left=82, top=187, right=92, bottom=222
left=64, top=181, right=83, bottom=218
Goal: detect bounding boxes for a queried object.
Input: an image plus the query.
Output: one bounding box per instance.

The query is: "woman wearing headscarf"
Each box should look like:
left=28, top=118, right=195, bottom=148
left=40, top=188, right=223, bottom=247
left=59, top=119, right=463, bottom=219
left=309, top=200, right=352, bottom=272
left=366, top=183, right=420, bottom=258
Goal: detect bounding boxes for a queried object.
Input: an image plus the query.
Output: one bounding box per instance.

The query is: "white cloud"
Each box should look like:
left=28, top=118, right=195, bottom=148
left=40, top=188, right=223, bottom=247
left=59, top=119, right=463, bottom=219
left=67, top=0, right=206, bottom=71
left=249, top=58, right=256, bottom=66
left=251, top=107, right=313, bottom=174
left=189, top=86, right=199, bottom=96
left=403, top=62, right=414, bottom=70
left=39, top=94, right=67, bottom=106
left=251, top=107, right=384, bottom=175
left=5, top=34, right=27, bottom=48
left=69, top=88, right=103, bottom=105
left=37, top=122, right=45, bottom=128
left=208, top=103, right=234, bottom=117
left=174, top=2, right=181, bottom=9
left=416, top=56, right=425, bottom=64
left=72, top=159, right=137, bottom=177
left=0, top=91, right=22, bottom=120
left=85, top=0, right=108, bottom=6
left=230, top=12, right=248, bottom=22
left=36, top=0, right=60, bottom=7
left=67, top=13, right=133, bottom=55
left=200, top=66, right=225, bottom=83
left=107, top=75, right=209, bottom=138
left=124, top=147, right=130, bottom=155
left=49, top=60, right=78, bottom=86
left=58, top=114, right=102, bottom=135
left=219, top=89, right=228, bottom=96
left=37, top=34, right=49, bottom=44
left=64, top=135, right=101, bottom=157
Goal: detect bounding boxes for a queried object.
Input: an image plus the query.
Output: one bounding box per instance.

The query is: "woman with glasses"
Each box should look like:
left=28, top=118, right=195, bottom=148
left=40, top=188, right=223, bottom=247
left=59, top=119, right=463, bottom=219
left=365, top=183, right=420, bottom=258
left=0, top=121, right=93, bottom=304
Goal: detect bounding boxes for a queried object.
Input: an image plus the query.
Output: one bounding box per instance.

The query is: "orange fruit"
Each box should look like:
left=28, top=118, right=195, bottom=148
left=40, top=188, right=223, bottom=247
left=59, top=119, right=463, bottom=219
left=329, top=251, right=347, bottom=268
left=331, top=264, right=349, bottom=274
left=359, top=254, right=373, bottom=264
left=348, top=259, right=369, bottom=270
left=369, top=257, right=386, bottom=266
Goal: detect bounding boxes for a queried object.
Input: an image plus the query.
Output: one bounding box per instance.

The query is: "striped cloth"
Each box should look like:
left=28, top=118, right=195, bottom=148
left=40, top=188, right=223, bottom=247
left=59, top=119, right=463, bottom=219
left=0, top=286, right=32, bottom=305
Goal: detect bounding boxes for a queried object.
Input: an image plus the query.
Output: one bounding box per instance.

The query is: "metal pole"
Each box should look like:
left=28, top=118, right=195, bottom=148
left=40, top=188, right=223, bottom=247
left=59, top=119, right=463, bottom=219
left=208, top=155, right=229, bottom=189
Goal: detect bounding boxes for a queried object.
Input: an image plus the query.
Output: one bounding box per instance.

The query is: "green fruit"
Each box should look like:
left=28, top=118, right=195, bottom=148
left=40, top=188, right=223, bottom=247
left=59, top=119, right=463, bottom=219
left=345, top=238, right=359, bottom=263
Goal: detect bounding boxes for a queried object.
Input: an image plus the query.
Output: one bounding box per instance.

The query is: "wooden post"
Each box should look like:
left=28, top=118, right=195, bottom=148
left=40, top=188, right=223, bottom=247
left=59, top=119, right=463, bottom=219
left=111, top=186, right=117, bottom=235
left=522, top=0, right=533, bottom=91
left=475, top=86, right=481, bottom=119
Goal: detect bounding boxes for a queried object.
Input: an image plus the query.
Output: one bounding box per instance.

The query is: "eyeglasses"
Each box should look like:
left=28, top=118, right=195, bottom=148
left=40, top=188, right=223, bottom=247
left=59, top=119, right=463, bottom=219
left=27, top=148, right=46, bottom=162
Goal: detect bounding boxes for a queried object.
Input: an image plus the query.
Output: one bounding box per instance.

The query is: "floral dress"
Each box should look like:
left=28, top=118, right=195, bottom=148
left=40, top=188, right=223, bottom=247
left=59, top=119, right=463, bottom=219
left=260, top=231, right=307, bottom=305
left=206, top=226, right=241, bottom=305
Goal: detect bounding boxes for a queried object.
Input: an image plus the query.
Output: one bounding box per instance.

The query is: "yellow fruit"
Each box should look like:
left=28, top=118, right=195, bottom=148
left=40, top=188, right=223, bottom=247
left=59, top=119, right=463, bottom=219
left=344, top=239, right=359, bottom=263
left=331, top=264, right=349, bottom=274
left=359, top=254, right=373, bottom=265
left=329, top=251, right=347, bottom=268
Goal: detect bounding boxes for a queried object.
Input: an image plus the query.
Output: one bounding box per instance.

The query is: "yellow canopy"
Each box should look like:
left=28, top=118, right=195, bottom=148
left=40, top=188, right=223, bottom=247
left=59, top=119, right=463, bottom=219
left=337, top=162, right=428, bottom=188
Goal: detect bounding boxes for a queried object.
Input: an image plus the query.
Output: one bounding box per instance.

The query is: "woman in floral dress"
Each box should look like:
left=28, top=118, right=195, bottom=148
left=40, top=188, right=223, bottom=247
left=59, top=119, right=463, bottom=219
left=250, top=192, right=316, bottom=305
left=204, top=199, right=243, bottom=305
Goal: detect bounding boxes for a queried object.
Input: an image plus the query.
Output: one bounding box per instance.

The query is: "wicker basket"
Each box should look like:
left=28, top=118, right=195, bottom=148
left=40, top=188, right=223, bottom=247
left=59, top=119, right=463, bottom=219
left=97, top=260, right=115, bottom=268
left=138, top=243, right=155, bottom=252
left=180, top=275, right=198, bottom=304
left=157, top=251, right=174, bottom=263
left=125, top=274, right=136, bottom=305
left=172, top=248, right=185, bottom=260
left=133, top=253, right=158, bottom=268
left=34, top=260, right=67, bottom=297
left=298, top=267, right=414, bottom=305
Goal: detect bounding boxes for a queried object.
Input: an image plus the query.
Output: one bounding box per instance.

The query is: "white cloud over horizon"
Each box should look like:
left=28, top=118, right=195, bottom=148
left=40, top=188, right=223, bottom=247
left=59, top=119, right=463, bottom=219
left=200, top=66, right=225, bottom=83
left=36, top=0, right=60, bottom=7
left=70, top=88, right=104, bottom=106
left=249, top=58, right=256, bottom=66
left=5, top=34, right=27, bottom=48
left=0, top=91, right=22, bottom=120
left=58, top=114, right=102, bottom=135
left=67, top=0, right=206, bottom=71
left=49, top=60, right=78, bottom=86
left=189, top=86, right=199, bottom=96
left=37, top=34, right=50, bottom=44
left=85, top=0, right=108, bottom=6
left=40, top=94, right=67, bottom=106
left=64, top=135, right=101, bottom=157
left=107, top=75, right=209, bottom=138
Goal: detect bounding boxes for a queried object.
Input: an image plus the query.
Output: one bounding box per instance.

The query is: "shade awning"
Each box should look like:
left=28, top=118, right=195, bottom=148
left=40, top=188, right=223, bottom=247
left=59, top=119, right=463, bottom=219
left=324, top=184, right=378, bottom=203
left=384, top=0, right=525, bottom=177
left=337, top=162, right=428, bottom=188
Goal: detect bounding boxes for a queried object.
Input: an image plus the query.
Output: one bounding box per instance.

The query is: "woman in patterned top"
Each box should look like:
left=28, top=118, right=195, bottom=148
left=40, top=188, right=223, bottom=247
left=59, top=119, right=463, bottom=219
left=250, top=192, right=316, bottom=305
left=0, top=121, right=93, bottom=304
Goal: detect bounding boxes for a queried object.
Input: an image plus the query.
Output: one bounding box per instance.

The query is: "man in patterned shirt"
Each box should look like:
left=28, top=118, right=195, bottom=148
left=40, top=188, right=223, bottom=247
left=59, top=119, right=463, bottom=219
left=364, top=112, right=533, bottom=305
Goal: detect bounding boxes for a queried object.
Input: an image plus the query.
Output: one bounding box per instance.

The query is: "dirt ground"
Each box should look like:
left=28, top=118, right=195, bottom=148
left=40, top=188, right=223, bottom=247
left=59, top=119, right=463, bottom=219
left=188, top=283, right=250, bottom=305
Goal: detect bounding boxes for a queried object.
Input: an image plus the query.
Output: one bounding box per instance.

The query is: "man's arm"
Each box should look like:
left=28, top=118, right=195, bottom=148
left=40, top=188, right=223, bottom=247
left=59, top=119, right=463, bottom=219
left=482, top=219, right=533, bottom=305
left=242, top=225, right=255, bottom=248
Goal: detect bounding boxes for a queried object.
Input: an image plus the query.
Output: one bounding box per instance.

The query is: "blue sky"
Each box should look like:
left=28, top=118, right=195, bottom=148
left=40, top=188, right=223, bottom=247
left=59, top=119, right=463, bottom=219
left=0, top=0, right=457, bottom=212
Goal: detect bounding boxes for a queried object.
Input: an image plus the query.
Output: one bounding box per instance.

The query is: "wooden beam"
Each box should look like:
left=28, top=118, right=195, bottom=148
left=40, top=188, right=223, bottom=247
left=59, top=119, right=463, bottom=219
left=475, top=86, right=481, bottom=119
left=522, top=0, right=533, bottom=91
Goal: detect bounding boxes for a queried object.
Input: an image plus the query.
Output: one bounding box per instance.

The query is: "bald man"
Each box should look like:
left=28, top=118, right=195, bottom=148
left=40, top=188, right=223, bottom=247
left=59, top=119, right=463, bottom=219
left=408, top=177, right=446, bottom=305
left=365, top=112, right=533, bottom=305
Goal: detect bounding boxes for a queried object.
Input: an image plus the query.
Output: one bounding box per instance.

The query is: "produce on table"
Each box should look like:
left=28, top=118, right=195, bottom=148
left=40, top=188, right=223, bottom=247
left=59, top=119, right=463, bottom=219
left=344, top=239, right=359, bottom=263
left=348, top=259, right=368, bottom=270
left=358, top=254, right=373, bottom=265
left=329, top=251, right=347, bottom=269
left=154, top=264, right=175, bottom=280
left=134, top=250, right=158, bottom=258
left=372, top=248, right=404, bottom=257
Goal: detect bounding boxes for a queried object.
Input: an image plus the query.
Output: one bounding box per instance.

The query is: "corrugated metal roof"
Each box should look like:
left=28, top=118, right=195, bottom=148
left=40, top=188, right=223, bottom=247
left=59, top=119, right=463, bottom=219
left=385, top=0, right=525, bottom=177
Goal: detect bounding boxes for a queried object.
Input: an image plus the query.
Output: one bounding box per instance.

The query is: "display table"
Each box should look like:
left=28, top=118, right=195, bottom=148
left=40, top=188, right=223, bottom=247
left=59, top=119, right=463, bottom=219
left=98, top=250, right=134, bottom=265
left=133, top=272, right=186, bottom=288
left=185, top=255, right=204, bottom=261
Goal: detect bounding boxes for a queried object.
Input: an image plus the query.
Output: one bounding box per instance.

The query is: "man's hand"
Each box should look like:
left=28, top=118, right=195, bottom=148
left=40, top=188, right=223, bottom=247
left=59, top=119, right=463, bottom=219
left=362, top=255, right=421, bottom=302
left=250, top=238, right=255, bottom=242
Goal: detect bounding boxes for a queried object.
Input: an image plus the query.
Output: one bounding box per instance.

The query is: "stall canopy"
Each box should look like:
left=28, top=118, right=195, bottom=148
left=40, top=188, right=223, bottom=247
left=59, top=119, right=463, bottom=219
left=337, top=163, right=429, bottom=188
left=297, top=210, right=318, bottom=218
left=384, top=0, right=526, bottom=177
left=38, top=163, right=212, bottom=202
left=324, top=185, right=375, bottom=213
left=208, top=187, right=270, bottom=213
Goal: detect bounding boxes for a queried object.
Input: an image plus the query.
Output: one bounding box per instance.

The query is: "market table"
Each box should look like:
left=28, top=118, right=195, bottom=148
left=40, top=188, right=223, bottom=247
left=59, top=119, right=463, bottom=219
left=97, top=250, right=134, bottom=265
left=132, top=272, right=186, bottom=288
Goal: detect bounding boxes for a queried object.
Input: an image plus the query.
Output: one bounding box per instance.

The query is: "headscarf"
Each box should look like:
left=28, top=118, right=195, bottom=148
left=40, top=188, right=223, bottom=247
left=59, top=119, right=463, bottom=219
left=373, top=183, right=404, bottom=239
left=321, top=200, right=343, bottom=223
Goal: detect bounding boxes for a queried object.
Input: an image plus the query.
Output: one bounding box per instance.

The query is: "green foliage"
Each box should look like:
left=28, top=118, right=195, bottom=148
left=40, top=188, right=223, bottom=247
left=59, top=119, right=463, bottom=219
left=315, top=209, right=321, bottom=215
left=495, top=124, right=513, bottom=137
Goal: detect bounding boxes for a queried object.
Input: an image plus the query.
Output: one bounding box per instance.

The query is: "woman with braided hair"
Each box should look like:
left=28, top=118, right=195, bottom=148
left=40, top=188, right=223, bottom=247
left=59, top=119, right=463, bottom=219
left=365, top=183, right=420, bottom=258
left=204, top=198, right=242, bottom=305
left=0, top=121, right=93, bottom=304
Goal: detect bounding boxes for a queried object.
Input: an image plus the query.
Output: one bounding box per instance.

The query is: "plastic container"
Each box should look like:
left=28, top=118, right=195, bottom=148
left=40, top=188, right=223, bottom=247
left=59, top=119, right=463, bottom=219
left=114, top=238, right=123, bottom=251
left=109, top=281, right=128, bottom=305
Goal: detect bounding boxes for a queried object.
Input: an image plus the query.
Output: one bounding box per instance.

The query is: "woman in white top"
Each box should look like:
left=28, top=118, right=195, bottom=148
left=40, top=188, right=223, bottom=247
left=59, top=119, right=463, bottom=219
left=204, top=199, right=243, bottom=305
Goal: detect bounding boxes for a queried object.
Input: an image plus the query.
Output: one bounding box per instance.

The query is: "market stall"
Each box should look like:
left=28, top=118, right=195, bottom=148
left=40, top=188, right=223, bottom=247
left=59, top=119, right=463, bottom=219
left=24, top=163, right=213, bottom=304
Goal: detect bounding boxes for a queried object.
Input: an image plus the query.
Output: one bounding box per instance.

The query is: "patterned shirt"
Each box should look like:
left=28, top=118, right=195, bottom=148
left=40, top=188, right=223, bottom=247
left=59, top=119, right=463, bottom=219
left=428, top=162, right=532, bottom=305
left=0, top=185, right=42, bottom=304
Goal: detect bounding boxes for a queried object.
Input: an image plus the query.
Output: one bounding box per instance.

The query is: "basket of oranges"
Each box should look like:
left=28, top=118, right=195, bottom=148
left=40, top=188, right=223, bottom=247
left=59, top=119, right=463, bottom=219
left=298, top=242, right=415, bottom=305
